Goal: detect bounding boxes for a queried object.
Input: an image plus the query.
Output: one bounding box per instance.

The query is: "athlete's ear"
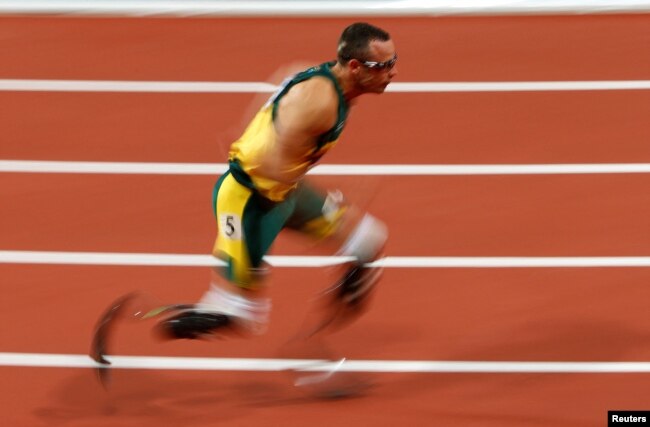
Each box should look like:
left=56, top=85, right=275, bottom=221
left=347, top=59, right=363, bottom=74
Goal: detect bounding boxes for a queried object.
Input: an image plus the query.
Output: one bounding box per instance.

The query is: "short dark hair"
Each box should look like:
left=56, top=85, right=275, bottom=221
left=337, top=22, right=390, bottom=64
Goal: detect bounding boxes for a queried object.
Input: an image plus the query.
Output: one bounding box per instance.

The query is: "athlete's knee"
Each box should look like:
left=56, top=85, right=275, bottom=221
left=338, top=213, right=388, bottom=264
left=330, top=213, right=388, bottom=308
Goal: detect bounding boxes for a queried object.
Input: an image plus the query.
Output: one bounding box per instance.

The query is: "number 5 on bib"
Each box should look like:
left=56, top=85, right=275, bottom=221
left=219, top=213, right=243, bottom=240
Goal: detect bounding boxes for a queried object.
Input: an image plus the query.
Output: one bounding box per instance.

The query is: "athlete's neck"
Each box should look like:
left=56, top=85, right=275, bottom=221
left=330, top=62, right=362, bottom=102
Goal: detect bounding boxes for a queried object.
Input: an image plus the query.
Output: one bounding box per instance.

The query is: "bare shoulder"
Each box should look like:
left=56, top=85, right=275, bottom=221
left=277, top=76, right=338, bottom=134
left=292, top=76, right=338, bottom=103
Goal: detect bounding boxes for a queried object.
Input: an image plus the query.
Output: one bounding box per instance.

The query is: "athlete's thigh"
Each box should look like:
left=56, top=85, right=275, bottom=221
left=213, top=172, right=295, bottom=286
left=285, top=181, right=347, bottom=240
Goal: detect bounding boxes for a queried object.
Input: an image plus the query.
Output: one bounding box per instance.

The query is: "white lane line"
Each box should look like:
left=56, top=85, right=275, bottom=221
left=2, top=251, right=650, bottom=268
left=0, top=160, right=227, bottom=175
left=0, top=1, right=649, bottom=17
left=0, top=251, right=353, bottom=267
left=0, top=80, right=277, bottom=93
left=3, top=161, right=650, bottom=176
left=2, top=352, right=650, bottom=373
left=391, top=81, right=650, bottom=92
left=1, top=79, right=650, bottom=93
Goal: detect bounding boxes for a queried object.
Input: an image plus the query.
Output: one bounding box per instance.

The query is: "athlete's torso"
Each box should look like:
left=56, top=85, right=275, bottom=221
left=228, top=61, right=349, bottom=201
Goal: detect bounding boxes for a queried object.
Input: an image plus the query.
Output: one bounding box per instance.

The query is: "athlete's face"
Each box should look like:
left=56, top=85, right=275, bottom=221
left=353, top=39, right=398, bottom=94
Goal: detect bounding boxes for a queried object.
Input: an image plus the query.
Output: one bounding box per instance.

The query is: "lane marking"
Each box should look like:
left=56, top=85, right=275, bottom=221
left=1, top=79, right=650, bottom=93
left=0, top=80, right=277, bottom=93
left=2, top=250, right=650, bottom=268
left=392, top=81, right=650, bottom=92
left=3, top=160, right=650, bottom=176
left=2, top=352, right=650, bottom=373
left=0, top=1, right=648, bottom=17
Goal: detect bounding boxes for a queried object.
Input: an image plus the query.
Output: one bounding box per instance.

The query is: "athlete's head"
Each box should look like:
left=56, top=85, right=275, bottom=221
left=337, top=22, right=398, bottom=94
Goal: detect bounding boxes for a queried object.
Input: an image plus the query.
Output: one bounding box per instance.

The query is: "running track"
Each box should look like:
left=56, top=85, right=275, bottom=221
left=1, top=14, right=650, bottom=427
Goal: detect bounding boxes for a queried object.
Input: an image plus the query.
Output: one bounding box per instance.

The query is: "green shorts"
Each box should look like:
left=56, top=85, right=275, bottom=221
left=212, top=168, right=345, bottom=287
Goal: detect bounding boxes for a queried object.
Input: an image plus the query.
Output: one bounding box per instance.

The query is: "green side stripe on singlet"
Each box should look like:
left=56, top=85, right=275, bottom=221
left=272, top=61, right=349, bottom=149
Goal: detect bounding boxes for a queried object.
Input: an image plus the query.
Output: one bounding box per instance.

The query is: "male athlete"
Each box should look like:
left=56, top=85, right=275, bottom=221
left=156, top=22, right=397, bottom=339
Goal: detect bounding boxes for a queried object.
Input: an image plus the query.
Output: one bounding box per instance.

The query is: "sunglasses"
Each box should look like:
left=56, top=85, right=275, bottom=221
left=357, top=54, right=398, bottom=70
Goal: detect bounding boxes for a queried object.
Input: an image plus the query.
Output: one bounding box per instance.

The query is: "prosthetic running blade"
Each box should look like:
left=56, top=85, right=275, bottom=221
left=89, top=293, right=139, bottom=387
left=89, top=292, right=191, bottom=388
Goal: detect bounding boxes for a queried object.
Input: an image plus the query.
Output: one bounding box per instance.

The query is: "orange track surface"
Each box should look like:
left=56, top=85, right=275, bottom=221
left=1, top=13, right=650, bottom=427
